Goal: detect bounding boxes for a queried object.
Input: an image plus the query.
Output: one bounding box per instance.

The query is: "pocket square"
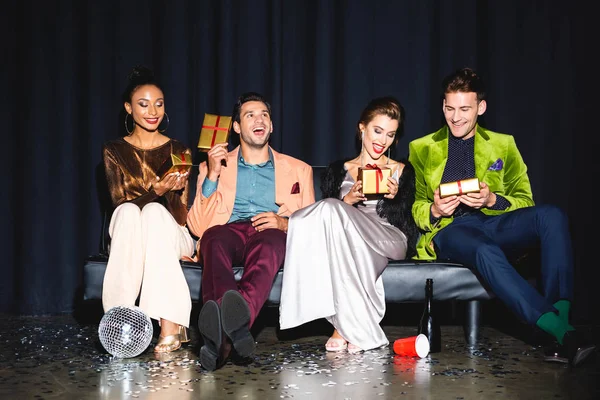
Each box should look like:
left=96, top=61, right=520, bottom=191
left=291, top=182, right=300, bottom=194
left=488, top=158, right=503, bottom=171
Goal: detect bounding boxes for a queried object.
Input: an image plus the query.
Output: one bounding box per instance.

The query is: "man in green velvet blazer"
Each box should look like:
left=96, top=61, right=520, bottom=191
left=408, top=67, right=595, bottom=367
left=410, top=124, right=534, bottom=260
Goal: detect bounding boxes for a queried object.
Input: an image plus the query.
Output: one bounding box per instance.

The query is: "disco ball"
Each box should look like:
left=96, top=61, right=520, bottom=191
left=98, top=305, right=153, bottom=358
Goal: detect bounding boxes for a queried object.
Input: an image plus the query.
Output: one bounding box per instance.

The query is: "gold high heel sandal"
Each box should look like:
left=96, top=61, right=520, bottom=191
left=154, top=325, right=190, bottom=353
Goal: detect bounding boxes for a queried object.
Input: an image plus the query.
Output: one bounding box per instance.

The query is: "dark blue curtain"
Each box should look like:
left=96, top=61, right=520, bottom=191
left=2, top=1, right=595, bottom=320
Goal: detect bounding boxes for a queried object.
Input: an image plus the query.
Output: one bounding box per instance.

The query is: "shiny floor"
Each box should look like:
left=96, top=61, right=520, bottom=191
left=1, top=303, right=599, bottom=400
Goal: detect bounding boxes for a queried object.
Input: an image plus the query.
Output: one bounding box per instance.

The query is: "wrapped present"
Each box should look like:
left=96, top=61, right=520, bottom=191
left=358, top=164, right=391, bottom=194
left=197, top=113, right=232, bottom=151
left=439, top=178, right=480, bottom=198
left=159, top=151, right=193, bottom=179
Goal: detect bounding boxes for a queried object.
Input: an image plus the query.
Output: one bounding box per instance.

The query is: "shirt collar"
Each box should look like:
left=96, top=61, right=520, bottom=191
left=238, top=147, right=274, bottom=167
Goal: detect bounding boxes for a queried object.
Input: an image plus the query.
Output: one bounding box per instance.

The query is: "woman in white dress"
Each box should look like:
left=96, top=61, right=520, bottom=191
left=279, top=96, right=419, bottom=353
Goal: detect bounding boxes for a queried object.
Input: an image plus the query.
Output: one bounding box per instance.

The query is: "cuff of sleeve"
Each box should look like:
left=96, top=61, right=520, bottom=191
left=201, top=178, right=218, bottom=198
left=148, top=186, right=160, bottom=199
left=490, top=194, right=510, bottom=210
left=429, top=207, right=441, bottom=228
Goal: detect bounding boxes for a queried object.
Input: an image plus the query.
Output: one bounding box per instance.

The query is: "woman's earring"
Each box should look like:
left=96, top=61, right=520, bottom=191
left=361, top=130, right=364, bottom=140
left=158, top=112, right=170, bottom=133
left=125, top=113, right=134, bottom=135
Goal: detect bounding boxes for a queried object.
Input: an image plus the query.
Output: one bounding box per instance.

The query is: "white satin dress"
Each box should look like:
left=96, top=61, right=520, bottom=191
left=279, top=170, right=408, bottom=351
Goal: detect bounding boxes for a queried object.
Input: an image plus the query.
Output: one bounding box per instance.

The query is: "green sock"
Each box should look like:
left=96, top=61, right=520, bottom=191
left=553, top=300, right=574, bottom=328
left=536, top=311, right=571, bottom=345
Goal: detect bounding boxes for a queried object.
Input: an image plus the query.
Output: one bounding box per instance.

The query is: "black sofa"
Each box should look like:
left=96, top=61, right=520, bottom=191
left=83, top=166, right=495, bottom=345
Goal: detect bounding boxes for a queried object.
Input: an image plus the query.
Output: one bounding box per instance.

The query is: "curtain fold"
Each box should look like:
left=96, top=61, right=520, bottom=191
left=1, top=0, right=593, bottom=318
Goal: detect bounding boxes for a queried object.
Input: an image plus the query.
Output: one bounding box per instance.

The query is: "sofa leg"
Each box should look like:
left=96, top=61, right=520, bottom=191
left=464, top=300, right=481, bottom=346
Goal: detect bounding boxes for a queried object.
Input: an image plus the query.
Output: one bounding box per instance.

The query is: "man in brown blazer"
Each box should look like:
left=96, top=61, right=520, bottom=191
left=187, top=92, right=315, bottom=371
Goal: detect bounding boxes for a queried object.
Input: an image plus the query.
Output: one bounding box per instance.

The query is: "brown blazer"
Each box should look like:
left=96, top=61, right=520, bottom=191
left=186, top=146, right=315, bottom=254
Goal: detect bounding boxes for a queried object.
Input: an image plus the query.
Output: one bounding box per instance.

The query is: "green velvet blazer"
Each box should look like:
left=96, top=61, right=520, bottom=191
left=408, top=125, right=535, bottom=260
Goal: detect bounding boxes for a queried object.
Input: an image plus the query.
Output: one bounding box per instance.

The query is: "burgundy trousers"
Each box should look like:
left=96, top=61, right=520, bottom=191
left=199, top=221, right=287, bottom=327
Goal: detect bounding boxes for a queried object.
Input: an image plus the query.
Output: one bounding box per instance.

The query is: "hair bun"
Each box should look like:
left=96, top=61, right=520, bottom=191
left=127, top=65, right=154, bottom=83
left=122, top=65, right=161, bottom=103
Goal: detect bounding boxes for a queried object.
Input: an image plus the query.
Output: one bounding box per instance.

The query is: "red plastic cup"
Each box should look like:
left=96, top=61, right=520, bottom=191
left=393, top=334, right=430, bottom=358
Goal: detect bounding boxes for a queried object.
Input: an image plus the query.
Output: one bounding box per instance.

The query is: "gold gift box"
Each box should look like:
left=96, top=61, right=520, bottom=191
left=197, top=113, right=232, bottom=151
left=439, top=178, right=480, bottom=198
left=358, top=166, right=391, bottom=194
left=160, top=151, right=193, bottom=179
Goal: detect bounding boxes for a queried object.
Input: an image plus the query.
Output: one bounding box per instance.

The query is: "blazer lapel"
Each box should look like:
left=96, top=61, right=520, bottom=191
left=426, top=128, right=449, bottom=195
left=273, top=148, right=293, bottom=206
left=217, top=147, right=239, bottom=213
left=474, top=126, right=493, bottom=180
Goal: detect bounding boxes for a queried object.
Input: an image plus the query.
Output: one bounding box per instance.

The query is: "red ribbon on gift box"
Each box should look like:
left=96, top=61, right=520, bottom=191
left=202, top=116, right=229, bottom=147
left=365, top=164, right=383, bottom=193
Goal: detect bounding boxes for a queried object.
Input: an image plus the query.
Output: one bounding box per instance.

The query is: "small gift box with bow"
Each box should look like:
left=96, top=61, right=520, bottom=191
left=358, top=164, right=391, bottom=194
left=159, top=151, right=193, bottom=179
left=439, top=178, right=480, bottom=198
left=197, top=113, right=232, bottom=151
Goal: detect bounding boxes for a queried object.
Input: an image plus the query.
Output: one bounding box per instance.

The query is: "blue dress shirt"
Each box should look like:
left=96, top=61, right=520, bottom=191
left=201, top=149, right=278, bottom=223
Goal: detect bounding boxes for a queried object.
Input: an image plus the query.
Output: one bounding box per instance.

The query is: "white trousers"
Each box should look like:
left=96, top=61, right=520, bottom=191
left=102, top=202, right=195, bottom=327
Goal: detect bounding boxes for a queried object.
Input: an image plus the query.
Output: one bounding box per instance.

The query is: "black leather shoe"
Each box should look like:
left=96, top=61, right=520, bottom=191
left=221, top=290, right=256, bottom=358
left=562, top=331, right=596, bottom=367
left=198, top=300, right=230, bottom=371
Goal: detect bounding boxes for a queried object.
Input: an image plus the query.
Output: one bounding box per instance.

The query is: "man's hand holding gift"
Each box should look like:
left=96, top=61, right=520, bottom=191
left=432, top=178, right=497, bottom=218
left=458, top=181, right=496, bottom=209
left=431, top=187, right=461, bottom=218
left=206, top=143, right=229, bottom=181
